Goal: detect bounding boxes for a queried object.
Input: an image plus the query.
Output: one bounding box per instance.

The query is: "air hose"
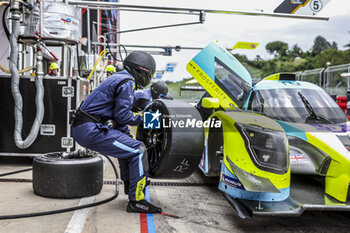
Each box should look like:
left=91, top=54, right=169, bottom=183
left=2, top=3, right=10, bottom=40
left=0, top=154, right=119, bottom=220
left=0, top=168, right=32, bottom=177
left=105, top=38, right=128, bottom=62
left=87, top=49, right=109, bottom=80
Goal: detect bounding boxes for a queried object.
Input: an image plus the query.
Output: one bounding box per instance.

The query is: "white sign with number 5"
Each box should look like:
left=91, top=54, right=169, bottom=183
left=290, top=0, right=330, bottom=15
left=310, top=0, right=324, bottom=12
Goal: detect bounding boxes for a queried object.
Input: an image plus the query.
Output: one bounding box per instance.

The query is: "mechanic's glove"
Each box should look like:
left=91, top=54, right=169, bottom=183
left=127, top=199, right=162, bottom=213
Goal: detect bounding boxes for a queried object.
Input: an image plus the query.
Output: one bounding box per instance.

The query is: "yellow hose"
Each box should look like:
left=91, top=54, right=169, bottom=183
left=0, top=63, right=10, bottom=73
left=87, top=49, right=109, bottom=80
left=0, top=63, right=33, bottom=74
left=19, top=66, right=33, bottom=74
left=0, top=2, right=9, bottom=7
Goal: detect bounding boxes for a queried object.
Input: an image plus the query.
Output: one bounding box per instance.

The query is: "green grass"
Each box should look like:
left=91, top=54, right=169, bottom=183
left=243, top=63, right=262, bottom=78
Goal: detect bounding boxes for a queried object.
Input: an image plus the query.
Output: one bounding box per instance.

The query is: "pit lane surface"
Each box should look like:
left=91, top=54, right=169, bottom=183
left=1, top=156, right=350, bottom=233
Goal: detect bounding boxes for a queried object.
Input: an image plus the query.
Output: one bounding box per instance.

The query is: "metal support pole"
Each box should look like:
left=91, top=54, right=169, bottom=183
left=77, top=6, right=199, bottom=15
left=298, top=71, right=304, bottom=81
left=75, top=44, right=80, bottom=77
left=18, top=43, right=22, bottom=70
left=92, top=45, right=96, bottom=89
left=29, top=45, right=33, bottom=73
left=87, top=8, right=91, bottom=54
left=22, top=44, right=27, bottom=72
left=91, top=42, right=203, bottom=50
left=319, top=68, right=325, bottom=87
left=105, top=21, right=202, bottom=34
left=61, top=45, right=64, bottom=76
left=67, top=45, right=73, bottom=77
left=323, top=67, right=328, bottom=88
left=97, top=7, right=101, bottom=53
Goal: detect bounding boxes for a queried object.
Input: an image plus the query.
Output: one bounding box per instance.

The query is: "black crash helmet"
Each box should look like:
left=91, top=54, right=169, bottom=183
left=151, top=81, right=169, bottom=99
left=123, top=51, right=156, bottom=89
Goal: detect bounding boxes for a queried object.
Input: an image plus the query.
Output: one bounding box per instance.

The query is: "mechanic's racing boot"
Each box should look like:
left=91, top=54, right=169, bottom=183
left=127, top=200, right=162, bottom=213
left=124, top=180, right=130, bottom=195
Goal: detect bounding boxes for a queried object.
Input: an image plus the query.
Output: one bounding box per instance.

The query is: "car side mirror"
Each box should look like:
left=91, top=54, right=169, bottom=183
left=202, top=98, right=220, bottom=109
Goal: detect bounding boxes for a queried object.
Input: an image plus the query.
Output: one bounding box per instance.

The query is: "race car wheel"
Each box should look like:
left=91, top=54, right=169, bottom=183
left=33, top=152, right=103, bottom=198
left=137, top=99, right=204, bottom=179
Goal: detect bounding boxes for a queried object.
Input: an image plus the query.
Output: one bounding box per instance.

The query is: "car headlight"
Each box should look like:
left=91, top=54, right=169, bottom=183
left=235, top=123, right=289, bottom=174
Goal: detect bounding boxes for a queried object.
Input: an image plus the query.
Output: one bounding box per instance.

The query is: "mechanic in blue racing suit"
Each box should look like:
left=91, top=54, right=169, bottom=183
left=71, top=51, right=162, bottom=213
left=132, top=81, right=172, bottom=112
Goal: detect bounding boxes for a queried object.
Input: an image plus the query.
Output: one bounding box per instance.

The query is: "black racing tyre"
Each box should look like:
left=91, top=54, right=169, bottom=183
left=33, top=153, right=103, bottom=198
left=137, top=99, right=204, bottom=179
left=206, top=118, right=223, bottom=177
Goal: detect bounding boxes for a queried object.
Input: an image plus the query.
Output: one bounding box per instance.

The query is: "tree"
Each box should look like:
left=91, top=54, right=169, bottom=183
left=291, top=44, right=303, bottom=57
left=330, top=42, right=338, bottom=50
left=261, top=60, right=278, bottom=77
left=312, top=35, right=331, bottom=54
left=304, top=49, right=350, bottom=69
left=232, top=53, right=248, bottom=64
left=265, top=41, right=289, bottom=58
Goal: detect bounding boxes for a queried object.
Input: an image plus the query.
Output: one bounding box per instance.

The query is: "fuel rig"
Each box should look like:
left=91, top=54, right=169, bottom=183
left=0, top=0, right=121, bottom=156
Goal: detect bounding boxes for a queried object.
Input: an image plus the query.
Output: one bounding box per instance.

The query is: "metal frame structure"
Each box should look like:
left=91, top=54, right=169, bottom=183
left=68, top=1, right=328, bottom=21
left=296, top=64, right=350, bottom=96
left=69, top=0, right=328, bottom=72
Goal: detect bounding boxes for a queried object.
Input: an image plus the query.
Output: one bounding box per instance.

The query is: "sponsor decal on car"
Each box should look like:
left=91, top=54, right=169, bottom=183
left=290, top=153, right=307, bottom=164
left=311, top=124, right=350, bottom=133
left=221, top=173, right=245, bottom=190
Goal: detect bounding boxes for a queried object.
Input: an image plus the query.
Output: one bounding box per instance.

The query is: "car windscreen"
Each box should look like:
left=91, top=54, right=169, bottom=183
left=214, top=58, right=252, bottom=108
left=250, top=88, right=347, bottom=124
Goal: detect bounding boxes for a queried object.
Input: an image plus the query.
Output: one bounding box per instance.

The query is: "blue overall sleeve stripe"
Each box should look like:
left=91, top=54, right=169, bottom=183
left=113, top=140, right=144, bottom=176
left=137, top=152, right=144, bottom=177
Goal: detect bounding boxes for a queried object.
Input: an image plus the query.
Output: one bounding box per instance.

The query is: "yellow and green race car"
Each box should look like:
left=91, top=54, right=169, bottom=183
left=137, top=42, right=350, bottom=218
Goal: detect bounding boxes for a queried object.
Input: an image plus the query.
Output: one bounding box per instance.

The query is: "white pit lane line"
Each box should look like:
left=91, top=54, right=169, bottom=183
left=64, top=156, right=107, bottom=233
left=64, top=196, right=96, bottom=233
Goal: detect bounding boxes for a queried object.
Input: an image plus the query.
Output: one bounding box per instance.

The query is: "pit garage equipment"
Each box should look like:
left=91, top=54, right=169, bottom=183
left=0, top=0, right=89, bottom=155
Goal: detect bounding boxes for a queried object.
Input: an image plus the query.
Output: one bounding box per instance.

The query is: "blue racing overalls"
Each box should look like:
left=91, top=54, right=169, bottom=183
left=72, top=70, right=148, bottom=201
left=132, top=89, right=152, bottom=112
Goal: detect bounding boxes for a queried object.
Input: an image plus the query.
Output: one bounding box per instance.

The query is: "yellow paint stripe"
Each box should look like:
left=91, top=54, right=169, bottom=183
left=291, top=0, right=311, bottom=14
left=186, top=60, right=237, bottom=108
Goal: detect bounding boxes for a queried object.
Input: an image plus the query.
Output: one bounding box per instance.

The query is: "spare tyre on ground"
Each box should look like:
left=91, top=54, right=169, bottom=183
left=33, top=152, right=103, bottom=198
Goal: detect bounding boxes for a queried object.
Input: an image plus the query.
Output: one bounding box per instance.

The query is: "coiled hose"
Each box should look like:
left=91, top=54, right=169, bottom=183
left=10, top=4, right=44, bottom=149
